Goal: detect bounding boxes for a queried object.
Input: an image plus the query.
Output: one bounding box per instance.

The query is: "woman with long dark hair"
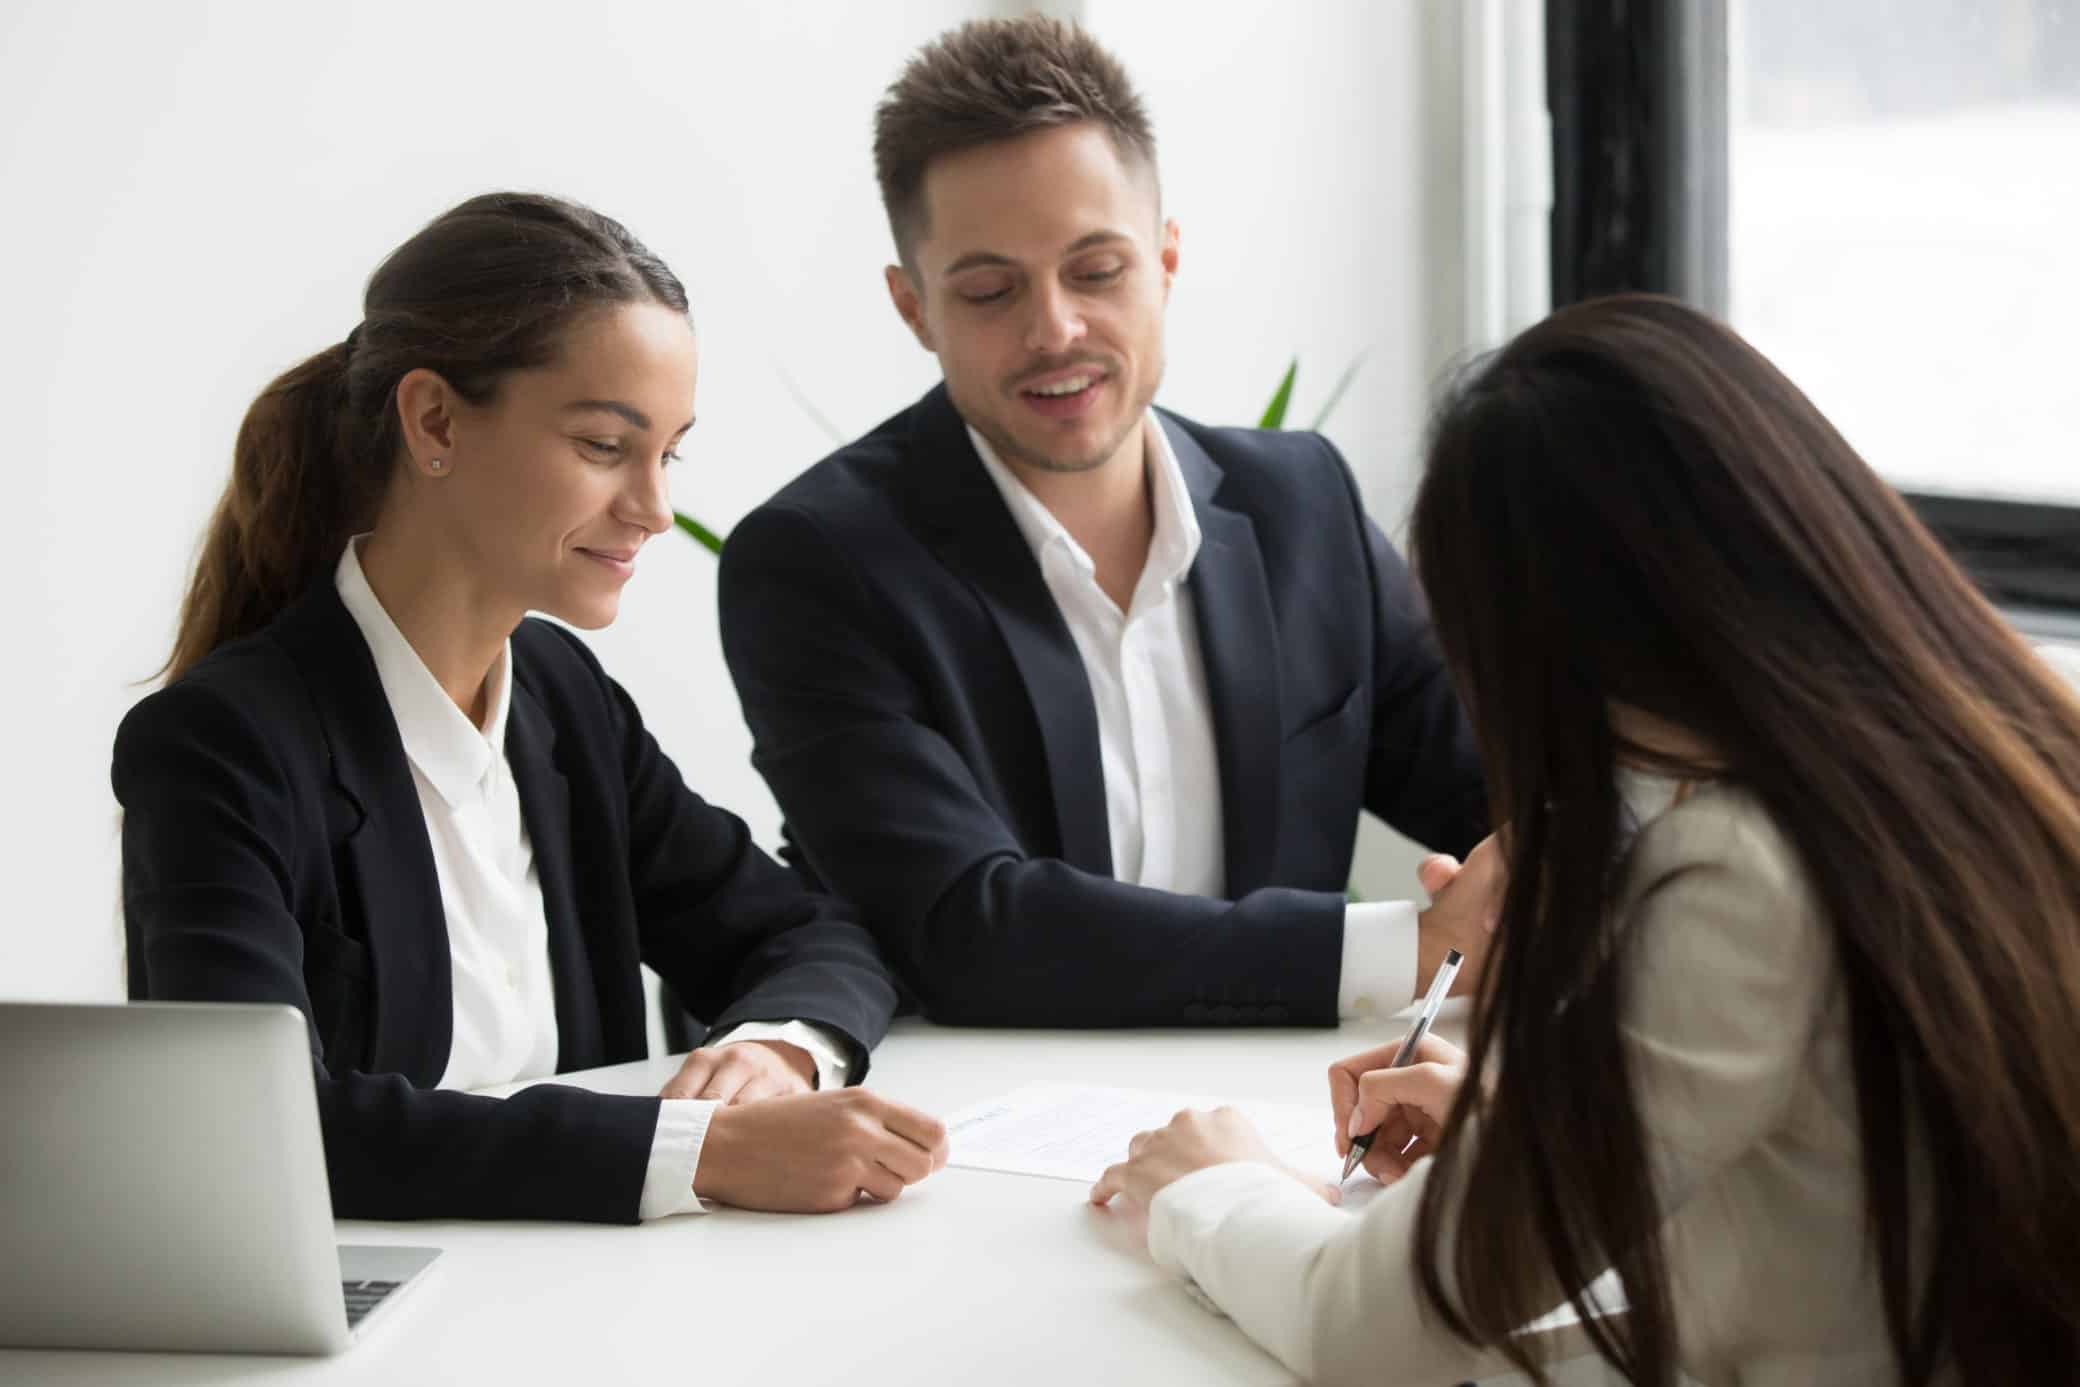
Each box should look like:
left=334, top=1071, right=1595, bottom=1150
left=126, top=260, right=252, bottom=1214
left=1092, top=294, right=2080, bottom=1383
left=117, top=192, right=947, bottom=1223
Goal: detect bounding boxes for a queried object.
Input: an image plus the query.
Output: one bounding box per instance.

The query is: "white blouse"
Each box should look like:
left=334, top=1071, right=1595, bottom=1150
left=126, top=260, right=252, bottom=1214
left=335, top=540, right=848, bottom=1218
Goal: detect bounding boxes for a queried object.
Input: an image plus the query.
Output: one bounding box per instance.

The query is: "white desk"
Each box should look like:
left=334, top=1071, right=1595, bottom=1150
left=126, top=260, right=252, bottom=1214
left=2, top=1018, right=1616, bottom=1386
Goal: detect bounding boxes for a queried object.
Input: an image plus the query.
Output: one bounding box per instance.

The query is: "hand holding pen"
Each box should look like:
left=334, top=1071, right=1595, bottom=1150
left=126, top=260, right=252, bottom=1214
left=1331, top=948, right=1469, bottom=1188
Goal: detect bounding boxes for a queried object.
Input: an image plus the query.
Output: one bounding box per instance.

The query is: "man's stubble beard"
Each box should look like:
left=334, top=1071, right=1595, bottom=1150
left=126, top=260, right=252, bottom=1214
left=979, top=411, right=1139, bottom=476
left=958, top=352, right=1164, bottom=478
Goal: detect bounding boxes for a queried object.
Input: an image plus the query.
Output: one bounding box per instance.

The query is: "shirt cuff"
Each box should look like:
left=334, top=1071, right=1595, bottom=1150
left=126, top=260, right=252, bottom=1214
left=1339, top=899, right=1419, bottom=1020
left=637, top=1098, right=718, bottom=1220
left=709, top=1019, right=853, bottom=1091
left=1148, top=1160, right=1332, bottom=1280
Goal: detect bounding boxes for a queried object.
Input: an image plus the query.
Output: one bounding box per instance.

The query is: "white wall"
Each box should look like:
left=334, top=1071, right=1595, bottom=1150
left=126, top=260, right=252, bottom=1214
left=1084, top=1, right=1486, bottom=900
left=1087, top=0, right=1474, bottom=525
left=0, top=0, right=1484, bottom=1001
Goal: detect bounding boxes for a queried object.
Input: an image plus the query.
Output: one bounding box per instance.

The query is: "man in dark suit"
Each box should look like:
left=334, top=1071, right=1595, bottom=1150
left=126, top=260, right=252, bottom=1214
left=719, top=16, right=1494, bottom=1028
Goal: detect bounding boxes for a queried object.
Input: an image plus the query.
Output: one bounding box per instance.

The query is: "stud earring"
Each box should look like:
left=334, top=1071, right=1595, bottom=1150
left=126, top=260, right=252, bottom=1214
left=429, top=458, right=445, bottom=472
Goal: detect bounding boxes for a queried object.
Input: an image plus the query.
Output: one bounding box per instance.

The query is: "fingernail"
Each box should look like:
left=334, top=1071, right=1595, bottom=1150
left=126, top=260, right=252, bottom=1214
left=1346, top=1106, right=1364, bottom=1138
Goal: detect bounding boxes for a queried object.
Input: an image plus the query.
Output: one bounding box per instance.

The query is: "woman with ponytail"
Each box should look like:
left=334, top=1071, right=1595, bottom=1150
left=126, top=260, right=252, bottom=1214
left=1092, top=295, right=2080, bottom=1383
left=117, top=192, right=947, bottom=1223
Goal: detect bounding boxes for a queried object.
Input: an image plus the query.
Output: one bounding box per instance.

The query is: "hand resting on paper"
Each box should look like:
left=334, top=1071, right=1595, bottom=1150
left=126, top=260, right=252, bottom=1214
left=1327, top=1032, right=1470, bottom=1186
left=694, top=1089, right=951, bottom=1212
left=1088, top=1106, right=1342, bottom=1240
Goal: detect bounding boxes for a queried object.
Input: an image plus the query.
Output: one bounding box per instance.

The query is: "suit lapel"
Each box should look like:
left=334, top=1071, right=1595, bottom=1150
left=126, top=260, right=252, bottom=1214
left=1166, top=416, right=1284, bottom=896
left=901, top=387, right=1113, bottom=876
left=274, top=585, right=453, bottom=1083
left=504, top=682, right=603, bottom=1070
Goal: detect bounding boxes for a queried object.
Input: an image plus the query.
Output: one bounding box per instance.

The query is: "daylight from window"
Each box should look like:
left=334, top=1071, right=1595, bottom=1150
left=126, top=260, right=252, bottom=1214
left=1731, top=0, right=2079, bottom=504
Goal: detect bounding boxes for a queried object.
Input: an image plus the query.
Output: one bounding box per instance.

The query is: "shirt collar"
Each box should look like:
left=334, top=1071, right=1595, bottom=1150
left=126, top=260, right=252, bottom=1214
left=334, top=536, right=513, bottom=807
left=1613, top=766, right=1716, bottom=853
left=967, top=413, right=1203, bottom=590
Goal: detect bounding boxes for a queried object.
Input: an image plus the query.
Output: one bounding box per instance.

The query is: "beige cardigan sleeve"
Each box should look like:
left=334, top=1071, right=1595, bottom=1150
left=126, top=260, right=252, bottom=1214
left=1146, top=791, right=1833, bottom=1386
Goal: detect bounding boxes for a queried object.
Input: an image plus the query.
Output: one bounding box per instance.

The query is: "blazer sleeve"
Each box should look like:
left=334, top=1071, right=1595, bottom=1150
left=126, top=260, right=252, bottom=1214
left=1322, top=437, right=1488, bottom=858
left=719, top=503, right=1349, bottom=1028
left=1144, top=796, right=1835, bottom=1386
left=555, top=627, right=899, bottom=1075
left=114, top=679, right=662, bottom=1224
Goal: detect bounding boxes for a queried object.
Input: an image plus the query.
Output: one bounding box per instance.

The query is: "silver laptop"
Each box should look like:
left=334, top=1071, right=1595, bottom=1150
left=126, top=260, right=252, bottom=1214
left=0, top=1001, right=440, bottom=1355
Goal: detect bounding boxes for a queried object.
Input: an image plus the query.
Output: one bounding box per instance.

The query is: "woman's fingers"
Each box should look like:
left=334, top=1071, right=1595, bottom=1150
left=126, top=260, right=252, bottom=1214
left=660, top=1050, right=722, bottom=1100
left=871, top=1130, right=937, bottom=1186
left=865, top=1093, right=951, bottom=1164
left=1369, top=1131, right=1430, bottom=1185
left=1361, top=1110, right=1424, bottom=1182
left=1346, top=1067, right=1455, bottom=1185
left=731, top=1075, right=788, bottom=1106
left=856, top=1164, right=906, bottom=1204
left=696, top=1055, right=756, bottom=1103
left=1328, top=1063, right=1360, bottom=1156
left=1350, top=1060, right=1464, bottom=1141
left=1333, top=1035, right=1464, bottom=1121
left=1328, top=1040, right=1411, bottom=1149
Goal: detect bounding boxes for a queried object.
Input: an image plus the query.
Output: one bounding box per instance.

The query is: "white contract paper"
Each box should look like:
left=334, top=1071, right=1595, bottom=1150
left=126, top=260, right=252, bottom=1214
left=945, top=1082, right=1344, bottom=1185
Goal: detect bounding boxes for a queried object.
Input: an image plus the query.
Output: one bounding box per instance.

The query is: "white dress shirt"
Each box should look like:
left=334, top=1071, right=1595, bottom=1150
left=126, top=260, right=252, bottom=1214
left=968, top=421, right=1419, bottom=1017
left=335, top=540, right=848, bottom=1219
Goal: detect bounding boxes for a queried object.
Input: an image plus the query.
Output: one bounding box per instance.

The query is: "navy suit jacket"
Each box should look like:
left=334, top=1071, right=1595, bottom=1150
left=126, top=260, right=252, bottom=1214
left=114, top=584, right=898, bottom=1223
left=718, top=385, right=1485, bottom=1027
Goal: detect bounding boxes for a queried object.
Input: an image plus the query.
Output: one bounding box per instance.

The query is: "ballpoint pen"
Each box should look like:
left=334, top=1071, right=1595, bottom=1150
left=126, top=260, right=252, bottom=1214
left=1340, top=946, right=1463, bottom=1186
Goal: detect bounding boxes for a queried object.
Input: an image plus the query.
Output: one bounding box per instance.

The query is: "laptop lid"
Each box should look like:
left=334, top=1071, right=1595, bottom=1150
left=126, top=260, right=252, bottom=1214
left=0, top=1001, right=358, bottom=1354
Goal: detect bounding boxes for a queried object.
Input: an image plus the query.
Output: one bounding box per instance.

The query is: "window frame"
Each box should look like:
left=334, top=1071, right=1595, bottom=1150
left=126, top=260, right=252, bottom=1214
left=1544, top=0, right=2080, bottom=621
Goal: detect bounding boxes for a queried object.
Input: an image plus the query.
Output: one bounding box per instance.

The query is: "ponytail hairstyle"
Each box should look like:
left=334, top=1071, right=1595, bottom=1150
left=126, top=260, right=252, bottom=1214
left=164, top=191, right=689, bottom=681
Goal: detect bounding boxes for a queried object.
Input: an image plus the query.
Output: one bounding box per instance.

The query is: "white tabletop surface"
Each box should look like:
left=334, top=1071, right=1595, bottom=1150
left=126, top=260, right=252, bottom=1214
left=2, top=1008, right=1618, bottom=1386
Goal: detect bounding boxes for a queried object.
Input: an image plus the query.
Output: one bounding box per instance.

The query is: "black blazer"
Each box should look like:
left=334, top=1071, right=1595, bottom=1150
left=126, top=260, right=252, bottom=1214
left=114, top=584, right=898, bottom=1224
left=718, top=385, right=1485, bottom=1028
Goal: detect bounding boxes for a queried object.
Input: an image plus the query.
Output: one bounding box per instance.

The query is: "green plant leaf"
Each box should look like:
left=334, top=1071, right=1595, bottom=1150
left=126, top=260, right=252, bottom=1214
left=1258, top=359, right=1298, bottom=430
left=777, top=364, right=849, bottom=448
left=1309, top=351, right=1369, bottom=431
left=673, top=511, right=726, bottom=556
